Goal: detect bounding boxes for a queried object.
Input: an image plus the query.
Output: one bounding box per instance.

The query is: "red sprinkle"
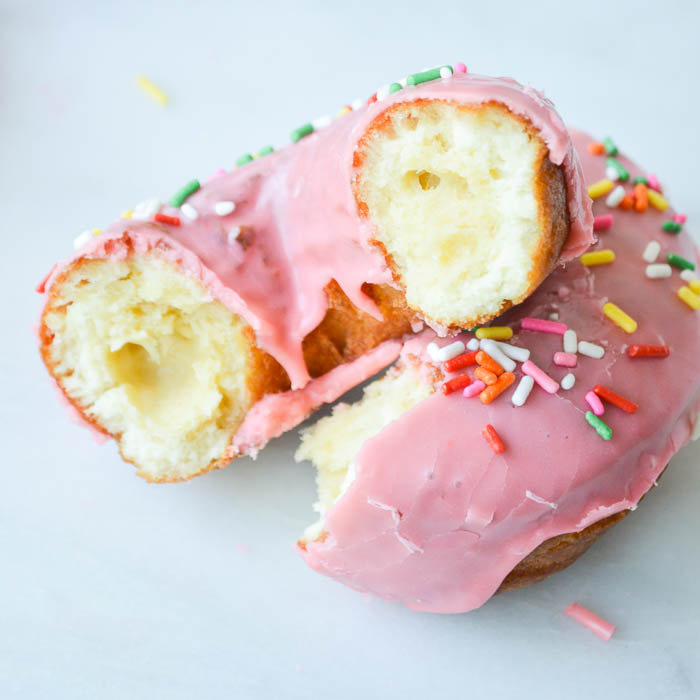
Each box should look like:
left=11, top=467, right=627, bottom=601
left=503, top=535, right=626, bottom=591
left=481, top=424, right=505, bottom=454
left=441, top=374, right=471, bottom=395
left=444, top=350, right=478, bottom=373
left=587, top=142, right=605, bottom=155
left=593, top=385, right=638, bottom=413
left=367, top=93, right=377, bottom=104
left=593, top=214, right=614, bottom=231
left=154, top=213, right=181, bottom=226
left=628, top=344, right=670, bottom=358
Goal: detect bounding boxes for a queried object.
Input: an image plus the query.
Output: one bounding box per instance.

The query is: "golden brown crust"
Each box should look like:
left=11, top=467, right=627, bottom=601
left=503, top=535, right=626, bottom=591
left=353, top=99, right=570, bottom=331
left=497, top=510, right=628, bottom=593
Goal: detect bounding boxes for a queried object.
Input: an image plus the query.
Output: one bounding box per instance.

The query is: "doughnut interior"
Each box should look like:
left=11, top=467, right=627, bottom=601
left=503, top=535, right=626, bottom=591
left=296, top=362, right=434, bottom=541
left=40, top=255, right=257, bottom=481
left=354, top=101, right=569, bottom=329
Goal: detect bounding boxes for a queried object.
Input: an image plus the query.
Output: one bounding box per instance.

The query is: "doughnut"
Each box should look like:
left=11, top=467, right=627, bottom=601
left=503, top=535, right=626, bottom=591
left=295, top=129, right=700, bottom=613
left=37, top=66, right=591, bottom=482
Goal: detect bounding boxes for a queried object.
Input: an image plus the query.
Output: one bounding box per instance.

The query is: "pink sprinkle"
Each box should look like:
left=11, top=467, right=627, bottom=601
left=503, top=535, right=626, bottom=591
left=553, top=352, right=577, bottom=367
left=521, top=317, right=567, bottom=335
left=205, top=168, right=227, bottom=183
left=236, top=542, right=249, bottom=553
left=522, top=360, right=559, bottom=394
left=647, top=173, right=661, bottom=192
left=454, top=62, right=467, bottom=74
left=463, top=380, right=486, bottom=398
left=593, top=214, right=614, bottom=232
left=563, top=603, right=616, bottom=641
left=585, top=390, right=605, bottom=416
left=672, top=213, right=687, bottom=224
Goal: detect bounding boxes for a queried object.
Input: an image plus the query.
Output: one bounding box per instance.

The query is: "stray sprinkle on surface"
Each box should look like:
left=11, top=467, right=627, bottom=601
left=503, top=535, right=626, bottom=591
left=136, top=75, right=168, bottom=105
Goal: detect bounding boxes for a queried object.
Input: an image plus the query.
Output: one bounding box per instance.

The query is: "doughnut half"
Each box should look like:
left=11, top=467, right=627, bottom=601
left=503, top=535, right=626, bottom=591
left=295, top=130, right=700, bottom=613
left=37, top=70, right=591, bottom=481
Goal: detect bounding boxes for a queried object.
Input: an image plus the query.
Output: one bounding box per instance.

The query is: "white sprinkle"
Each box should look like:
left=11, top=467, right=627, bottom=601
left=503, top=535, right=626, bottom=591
left=376, top=84, right=391, bottom=101
left=131, top=197, right=160, bottom=220
left=479, top=339, right=516, bottom=372
left=215, top=201, right=235, bottom=216
left=605, top=185, right=626, bottom=208
left=73, top=230, right=92, bottom=250
left=680, top=269, right=698, bottom=283
left=466, top=338, right=480, bottom=351
left=227, top=226, right=241, bottom=245
left=548, top=312, right=559, bottom=320
left=563, top=329, right=578, bottom=354
left=642, top=240, right=661, bottom=263
left=492, top=341, right=530, bottom=363
left=646, top=263, right=672, bottom=279
left=351, top=98, right=364, bottom=111
left=399, top=77, right=408, bottom=88
left=436, top=340, right=465, bottom=362
left=427, top=342, right=441, bottom=362
left=561, top=373, right=576, bottom=390
left=512, top=375, right=535, bottom=407
left=180, top=203, right=198, bottom=220
left=605, top=166, right=619, bottom=181
left=578, top=341, right=605, bottom=359
left=312, top=114, right=332, bottom=130
left=439, top=66, right=453, bottom=79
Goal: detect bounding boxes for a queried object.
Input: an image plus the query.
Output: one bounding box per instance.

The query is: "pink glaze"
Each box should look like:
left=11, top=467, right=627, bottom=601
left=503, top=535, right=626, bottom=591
left=463, top=380, right=486, bottom=398
left=585, top=390, right=605, bottom=416
left=563, top=603, right=616, bottom=641
left=41, top=71, right=591, bottom=395
left=553, top=351, right=577, bottom=367
left=298, top=131, right=700, bottom=613
left=522, top=360, right=560, bottom=394
left=231, top=340, right=401, bottom=456
left=521, top=317, right=568, bottom=335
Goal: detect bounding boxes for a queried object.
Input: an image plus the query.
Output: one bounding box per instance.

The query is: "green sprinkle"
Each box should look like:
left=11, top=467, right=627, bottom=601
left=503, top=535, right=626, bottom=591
left=602, top=137, right=618, bottom=156
left=236, top=153, right=254, bottom=166
left=662, top=221, right=682, bottom=234
left=388, top=82, right=403, bottom=94
left=667, top=252, right=695, bottom=271
left=407, top=65, right=452, bottom=86
left=606, top=157, right=629, bottom=182
left=290, top=123, right=314, bottom=142
left=169, top=179, right=200, bottom=208
left=633, top=176, right=648, bottom=186
left=585, top=411, right=612, bottom=441
left=257, top=145, right=274, bottom=157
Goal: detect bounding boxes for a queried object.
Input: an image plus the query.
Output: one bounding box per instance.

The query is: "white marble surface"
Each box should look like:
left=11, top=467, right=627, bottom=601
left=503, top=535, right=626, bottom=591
left=2, top=1, right=699, bottom=698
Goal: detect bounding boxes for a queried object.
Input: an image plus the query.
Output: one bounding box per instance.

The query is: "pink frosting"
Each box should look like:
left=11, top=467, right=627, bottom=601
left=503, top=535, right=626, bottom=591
left=41, top=71, right=591, bottom=395
left=298, top=130, right=700, bottom=613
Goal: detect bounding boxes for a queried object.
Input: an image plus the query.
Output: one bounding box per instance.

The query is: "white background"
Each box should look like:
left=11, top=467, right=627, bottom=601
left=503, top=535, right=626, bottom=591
left=2, top=1, right=699, bottom=698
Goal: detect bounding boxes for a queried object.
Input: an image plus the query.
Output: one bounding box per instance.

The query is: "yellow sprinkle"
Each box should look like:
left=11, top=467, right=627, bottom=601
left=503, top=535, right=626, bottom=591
left=581, top=249, right=616, bottom=266
left=647, top=189, right=668, bottom=211
left=136, top=75, right=168, bottom=106
left=690, top=279, right=700, bottom=295
left=121, top=209, right=133, bottom=219
left=587, top=179, right=615, bottom=199
left=91, top=227, right=102, bottom=236
left=603, top=302, right=637, bottom=333
left=336, top=106, right=351, bottom=117
left=677, top=286, right=700, bottom=310
left=475, top=326, right=513, bottom=340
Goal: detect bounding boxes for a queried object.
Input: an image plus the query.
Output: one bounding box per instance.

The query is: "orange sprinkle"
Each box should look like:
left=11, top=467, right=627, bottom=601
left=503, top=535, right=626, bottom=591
left=475, top=350, right=504, bottom=376
left=480, top=372, right=515, bottom=404
left=587, top=142, right=605, bottom=155
left=634, top=183, right=648, bottom=213
left=481, top=424, right=505, bottom=454
left=474, top=367, right=498, bottom=386
left=619, top=193, right=635, bottom=210
left=593, top=385, right=638, bottom=413
left=441, top=374, right=471, bottom=395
